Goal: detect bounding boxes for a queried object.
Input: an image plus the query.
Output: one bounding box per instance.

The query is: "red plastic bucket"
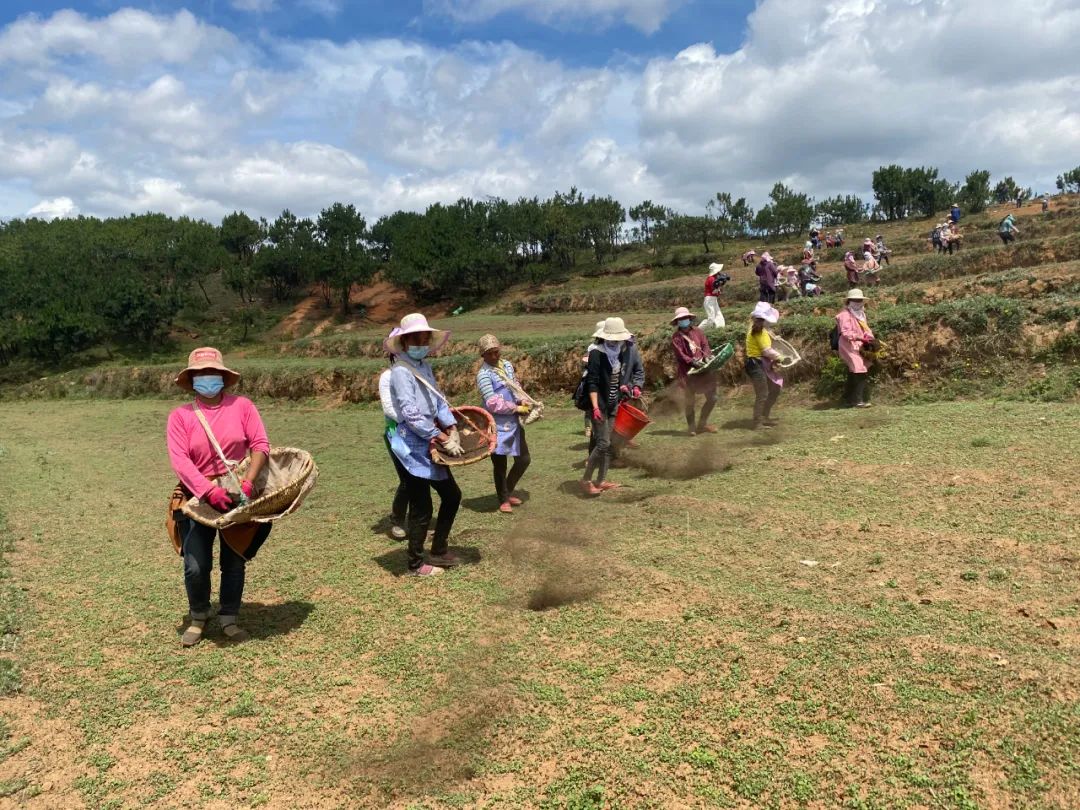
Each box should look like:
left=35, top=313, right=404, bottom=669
left=613, top=401, right=651, bottom=440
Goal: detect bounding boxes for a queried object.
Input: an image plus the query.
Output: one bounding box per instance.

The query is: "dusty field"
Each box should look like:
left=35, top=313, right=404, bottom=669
left=0, top=398, right=1077, bottom=808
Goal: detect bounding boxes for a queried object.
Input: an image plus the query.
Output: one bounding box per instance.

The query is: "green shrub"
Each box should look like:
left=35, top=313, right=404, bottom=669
left=815, top=355, right=848, bottom=400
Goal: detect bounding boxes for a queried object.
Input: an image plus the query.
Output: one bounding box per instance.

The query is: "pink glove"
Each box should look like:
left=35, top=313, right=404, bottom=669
left=632, top=387, right=642, bottom=399
left=205, top=486, right=234, bottom=513
left=619, top=385, right=630, bottom=395
left=240, top=480, right=254, bottom=499
left=592, top=407, right=603, bottom=422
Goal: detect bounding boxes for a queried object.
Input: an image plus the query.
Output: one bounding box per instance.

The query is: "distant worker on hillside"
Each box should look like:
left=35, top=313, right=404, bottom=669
left=742, top=249, right=757, bottom=266
left=844, top=249, right=861, bottom=288
left=875, top=234, right=890, bottom=265
left=1042, top=195, right=1049, bottom=212
left=756, top=251, right=779, bottom=303
left=1016, top=192, right=1024, bottom=209
left=700, top=263, right=729, bottom=329
left=671, top=307, right=720, bottom=436
left=950, top=202, right=961, bottom=224
left=999, top=214, right=1020, bottom=245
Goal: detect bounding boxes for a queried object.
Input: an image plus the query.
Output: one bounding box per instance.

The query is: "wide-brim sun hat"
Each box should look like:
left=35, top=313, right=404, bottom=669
left=595, top=316, right=632, bottom=341
left=750, top=302, right=780, bottom=324
left=760, top=251, right=773, bottom=262
left=175, top=347, right=240, bottom=391
left=846, top=288, right=867, bottom=301
left=708, top=262, right=725, bottom=276
left=385, top=313, right=450, bottom=355
left=591, top=319, right=608, bottom=338
left=670, top=306, right=695, bottom=324
left=478, top=334, right=500, bottom=355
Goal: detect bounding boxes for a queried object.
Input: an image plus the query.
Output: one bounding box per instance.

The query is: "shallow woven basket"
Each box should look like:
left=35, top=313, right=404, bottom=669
left=771, top=336, right=802, bottom=368
left=181, top=447, right=319, bottom=529
left=688, top=341, right=735, bottom=375
left=521, top=400, right=545, bottom=425
left=430, top=406, right=497, bottom=467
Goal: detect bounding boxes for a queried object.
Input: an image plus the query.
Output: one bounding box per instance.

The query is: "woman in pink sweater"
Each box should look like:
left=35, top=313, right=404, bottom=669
left=167, top=348, right=270, bottom=646
left=835, top=290, right=877, bottom=408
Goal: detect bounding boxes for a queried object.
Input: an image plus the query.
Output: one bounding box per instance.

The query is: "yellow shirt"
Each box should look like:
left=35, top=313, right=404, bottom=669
left=745, top=327, right=772, bottom=359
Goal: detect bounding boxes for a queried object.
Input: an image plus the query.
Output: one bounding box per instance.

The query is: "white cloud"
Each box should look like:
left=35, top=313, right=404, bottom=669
left=0, top=8, right=238, bottom=69
left=231, top=0, right=276, bottom=12
left=427, top=0, right=687, bottom=34
left=0, top=1, right=1077, bottom=225
left=27, top=196, right=78, bottom=220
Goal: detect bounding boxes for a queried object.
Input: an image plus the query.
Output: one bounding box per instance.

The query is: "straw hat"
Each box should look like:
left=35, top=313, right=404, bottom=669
left=708, top=262, right=725, bottom=276
left=760, top=251, right=773, bottom=262
left=750, top=302, right=780, bottom=324
left=175, top=347, right=239, bottom=391
left=594, top=317, right=632, bottom=341
left=670, top=306, right=695, bottom=325
left=591, top=319, right=607, bottom=338
left=384, top=313, right=450, bottom=355
left=846, top=288, right=867, bottom=301
left=478, top=334, right=500, bottom=355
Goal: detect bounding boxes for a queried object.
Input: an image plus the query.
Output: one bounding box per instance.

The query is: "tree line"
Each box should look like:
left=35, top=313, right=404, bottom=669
left=2, top=163, right=1075, bottom=365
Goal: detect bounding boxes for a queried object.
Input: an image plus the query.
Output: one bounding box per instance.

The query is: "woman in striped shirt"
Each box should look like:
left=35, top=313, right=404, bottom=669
left=476, top=334, right=533, bottom=513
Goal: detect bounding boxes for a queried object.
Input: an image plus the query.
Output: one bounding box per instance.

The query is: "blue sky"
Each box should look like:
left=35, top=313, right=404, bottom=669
left=0, top=0, right=1076, bottom=222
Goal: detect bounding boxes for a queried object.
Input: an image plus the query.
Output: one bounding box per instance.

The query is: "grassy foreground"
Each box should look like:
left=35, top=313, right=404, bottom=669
left=0, top=398, right=1077, bottom=809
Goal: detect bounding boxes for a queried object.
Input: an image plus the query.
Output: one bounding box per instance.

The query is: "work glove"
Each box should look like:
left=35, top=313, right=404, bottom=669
left=632, top=387, right=642, bottom=399
left=515, top=404, right=532, bottom=415
left=619, top=385, right=630, bottom=396
left=441, top=428, right=465, bottom=457
left=205, top=486, right=235, bottom=513
left=591, top=407, right=604, bottom=422
left=240, top=480, right=255, bottom=500
left=692, top=359, right=706, bottom=369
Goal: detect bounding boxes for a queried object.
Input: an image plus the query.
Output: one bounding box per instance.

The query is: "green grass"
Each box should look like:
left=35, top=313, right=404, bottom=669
left=0, top=398, right=1077, bottom=807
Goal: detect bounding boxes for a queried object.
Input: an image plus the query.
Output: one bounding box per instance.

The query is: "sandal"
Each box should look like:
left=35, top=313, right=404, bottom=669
left=181, top=619, right=206, bottom=648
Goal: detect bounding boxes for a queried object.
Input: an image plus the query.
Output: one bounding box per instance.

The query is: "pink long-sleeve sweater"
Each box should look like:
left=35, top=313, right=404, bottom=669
left=166, top=395, right=270, bottom=498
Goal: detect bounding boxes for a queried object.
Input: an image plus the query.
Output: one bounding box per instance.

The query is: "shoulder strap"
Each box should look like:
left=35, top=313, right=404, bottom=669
left=192, top=402, right=245, bottom=493
left=490, top=362, right=533, bottom=404
left=402, top=364, right=450, bottom=406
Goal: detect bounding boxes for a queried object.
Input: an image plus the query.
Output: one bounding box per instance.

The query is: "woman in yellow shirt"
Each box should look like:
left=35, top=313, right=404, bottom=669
left=744, top=302, right=784, bottom=428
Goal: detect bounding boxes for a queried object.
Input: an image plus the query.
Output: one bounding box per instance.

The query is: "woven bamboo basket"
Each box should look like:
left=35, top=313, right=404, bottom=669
left=181, top=447, right=319, bottom=529
left=430, top=406, right=497, bottom=467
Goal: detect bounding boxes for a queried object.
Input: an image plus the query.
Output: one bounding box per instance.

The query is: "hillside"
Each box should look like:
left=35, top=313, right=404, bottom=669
left=4, top=197, right=1078, bottom=405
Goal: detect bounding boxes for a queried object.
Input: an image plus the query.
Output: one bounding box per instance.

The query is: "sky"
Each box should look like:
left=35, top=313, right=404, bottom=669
left=0, top=0, right=1077, bottom=224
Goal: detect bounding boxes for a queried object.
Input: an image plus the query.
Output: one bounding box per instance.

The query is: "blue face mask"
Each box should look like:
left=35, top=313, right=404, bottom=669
left=677, top=319, right=691, bottom=329
left=406, top=345, right=430, bottom=361
left=192, top=374, right=225, bottom=397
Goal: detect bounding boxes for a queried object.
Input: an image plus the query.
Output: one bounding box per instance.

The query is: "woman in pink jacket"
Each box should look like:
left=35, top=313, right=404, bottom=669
left=835, top=289, right=877, bottom=408
left=167, top=348, right=270, bottom=646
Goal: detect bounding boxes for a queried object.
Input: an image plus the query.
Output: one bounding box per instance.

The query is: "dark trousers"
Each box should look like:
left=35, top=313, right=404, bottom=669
left=383, top=433, right=409, bottom=524
left=845, top=371, right=869, bottom=406
left=491, top=432, right=531, bottom=503
left=759, top=285, right=776, bottom=303
left=684, top=387, right=717, bottom=429
left=181, top=518, right=246, bottom=618
left=746, top=361, right=781, bottom=422
left=584, top=410, right=615, bottom=483
left=402, top=470, right=461, bottom=570
left=999, top=232, right=1015, bottom=245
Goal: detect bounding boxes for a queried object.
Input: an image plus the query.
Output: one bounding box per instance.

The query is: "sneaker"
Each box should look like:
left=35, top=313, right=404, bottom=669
left=696, top=425, right=718, bottom=434
left=753, top=421, right=774, bottom=430
left=499, top=502, right=513, bottom=514
left=390, top=524, right=407, bottom=540
left=408, top=564, right=444, bottom=577
left=855, top=402, right=873, bottom=409
left=687, top=428, right=697, bottom=437
left=579, top=480, right=602, bottom=496
left=598, top=481, right=621, bottom=491
left=220, top=620, right=249, bottom=643
left=762, top=418, right=779, bottom=426
left=427, top=551, right=460, bottom=568
left=507, top=496, right=523, bottom=506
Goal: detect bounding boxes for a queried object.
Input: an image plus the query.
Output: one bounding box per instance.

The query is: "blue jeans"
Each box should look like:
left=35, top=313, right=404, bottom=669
left=180, top=518, right=246, bottom=618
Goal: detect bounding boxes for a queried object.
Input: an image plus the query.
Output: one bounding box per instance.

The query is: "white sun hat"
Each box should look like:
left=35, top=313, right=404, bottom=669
left=751, top=302, right=780, bottom=324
